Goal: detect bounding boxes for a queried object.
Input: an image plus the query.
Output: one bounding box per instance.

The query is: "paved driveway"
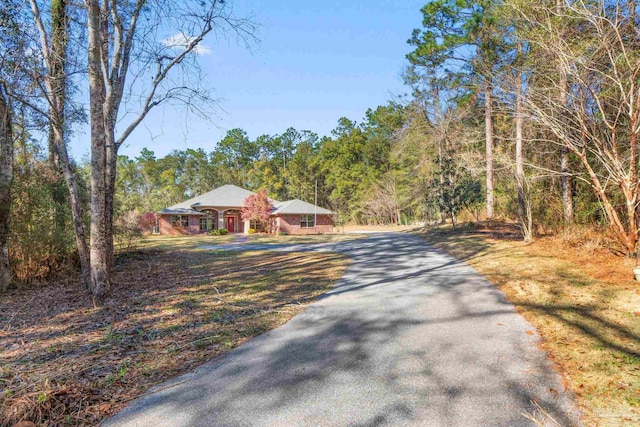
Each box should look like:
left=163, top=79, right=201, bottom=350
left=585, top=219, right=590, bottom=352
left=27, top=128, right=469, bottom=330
left=106, top=233, right=581, bottom=426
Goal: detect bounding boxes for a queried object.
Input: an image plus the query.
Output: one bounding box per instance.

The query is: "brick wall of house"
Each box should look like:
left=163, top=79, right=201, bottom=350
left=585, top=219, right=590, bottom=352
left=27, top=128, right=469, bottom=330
left=160, top=213, right=334, bottom=235
left=158, top=215, right=201, bottom=235
left=188, top=216, right=200, bottom=234
left=159, top=215, right=183, bottom=235
left=277, top=214, right=333, bottom=235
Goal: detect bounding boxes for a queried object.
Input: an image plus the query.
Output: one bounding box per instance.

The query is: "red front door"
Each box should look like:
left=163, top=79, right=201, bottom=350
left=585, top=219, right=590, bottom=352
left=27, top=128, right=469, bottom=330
left=226, top=216, right=235, bottom=232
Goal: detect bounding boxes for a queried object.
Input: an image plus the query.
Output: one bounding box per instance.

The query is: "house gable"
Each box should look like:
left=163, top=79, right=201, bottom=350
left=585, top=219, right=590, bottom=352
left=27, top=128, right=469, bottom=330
left=159, top=184, right=257, bottom=214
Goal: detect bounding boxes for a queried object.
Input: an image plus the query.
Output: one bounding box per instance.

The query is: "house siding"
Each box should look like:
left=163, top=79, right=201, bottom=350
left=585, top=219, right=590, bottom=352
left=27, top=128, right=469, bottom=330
left=158, top=214, right=201, bottom=235
left=188, top=216, right=200, bottom=234
left=159, top=215, right=184, bottom=235
left=277, top=214, right=333, bottom=235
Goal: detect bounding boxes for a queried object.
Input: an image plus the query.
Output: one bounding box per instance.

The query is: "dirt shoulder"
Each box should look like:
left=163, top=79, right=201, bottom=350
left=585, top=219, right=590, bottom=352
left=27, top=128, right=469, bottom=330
left=0, top=248, right=349, bottom=426
left=418, top=224, right=640, bottom=426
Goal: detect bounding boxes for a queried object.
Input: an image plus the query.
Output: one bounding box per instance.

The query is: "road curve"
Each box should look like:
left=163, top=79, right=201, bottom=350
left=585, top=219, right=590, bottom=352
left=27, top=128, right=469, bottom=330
left=105, top=233, right=581, bottom=427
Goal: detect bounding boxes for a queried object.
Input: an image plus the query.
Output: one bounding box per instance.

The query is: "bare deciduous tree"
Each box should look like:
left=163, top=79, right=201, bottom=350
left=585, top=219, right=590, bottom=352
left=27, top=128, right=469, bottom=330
left=29, top=0, right=91, bottom=287
left=484, top=80, right=495, bottom=221
left=364, top=176, right=402, bottom=225
left=84, top=0, right=256, bottom=301
left=514, top=48, right=533, bottom=242
left=513, top=1, right=640, bottom=253
left=557, top=0, right=574, bottom=224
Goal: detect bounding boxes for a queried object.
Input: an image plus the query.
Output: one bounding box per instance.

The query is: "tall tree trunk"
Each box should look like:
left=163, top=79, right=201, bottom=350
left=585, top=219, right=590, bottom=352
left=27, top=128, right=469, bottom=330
left=105, top=129, right=118, bottom=272
left=515, top=58, right=532, bottom=242
left=48, top=0, right=68, bottom=258
left=556, top=0, right=574, bottom=224
left=55, top=131, right=91, bottom=287
left=0, top=84, right=13, bottom=293
left=485, top=81, right=494, bottom=221
left=86, top=0, right=110, bottom=302
left=437, top=139, right=447, bottom=224
left=432, top=83, right=447, bottom=224
left=82, top=0, right=233, bottom=301
left=49, top=0, right=91, bottom=287
left=560, top=145, right=573, bottom=223
left=30, top=0, right=91, bottom=286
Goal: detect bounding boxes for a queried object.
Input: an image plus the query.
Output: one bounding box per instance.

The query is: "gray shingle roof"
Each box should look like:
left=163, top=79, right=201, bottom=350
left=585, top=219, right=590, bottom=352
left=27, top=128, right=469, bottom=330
left=272, top=199, right=335, bottom=215
left=159, top=184, right=256, bottom=214
left=158, top=207, right=205, bottom=215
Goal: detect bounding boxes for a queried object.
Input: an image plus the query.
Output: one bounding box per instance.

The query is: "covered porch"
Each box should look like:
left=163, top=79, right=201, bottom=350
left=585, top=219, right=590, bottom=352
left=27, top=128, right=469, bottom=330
left=157, top=207, right=245, bottom=235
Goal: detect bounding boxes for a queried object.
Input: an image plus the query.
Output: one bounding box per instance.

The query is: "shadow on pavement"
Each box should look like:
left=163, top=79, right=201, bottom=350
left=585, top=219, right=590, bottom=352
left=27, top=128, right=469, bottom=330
left=108, top=233, right=582, bottom=427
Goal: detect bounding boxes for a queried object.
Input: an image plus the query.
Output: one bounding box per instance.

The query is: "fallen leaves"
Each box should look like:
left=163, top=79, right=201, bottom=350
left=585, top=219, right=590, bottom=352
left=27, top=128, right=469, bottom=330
left=0, top=249, right=348, bottom=426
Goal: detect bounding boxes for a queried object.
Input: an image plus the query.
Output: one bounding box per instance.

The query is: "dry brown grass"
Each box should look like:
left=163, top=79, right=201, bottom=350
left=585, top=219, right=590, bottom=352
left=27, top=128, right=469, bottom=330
left=418, top=223, right=640, bottom=427
left=135, top=232, right=364, bottom=252
left=0, top=248, right=348, bottom=426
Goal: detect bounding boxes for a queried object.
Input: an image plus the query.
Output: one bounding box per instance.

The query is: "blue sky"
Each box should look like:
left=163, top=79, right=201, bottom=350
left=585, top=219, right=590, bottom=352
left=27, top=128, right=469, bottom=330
left=70, top=0, right=426, bottom=159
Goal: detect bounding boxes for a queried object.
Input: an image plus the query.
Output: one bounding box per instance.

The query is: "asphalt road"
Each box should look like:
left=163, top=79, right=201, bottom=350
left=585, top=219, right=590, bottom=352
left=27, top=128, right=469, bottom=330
left=105, top=233, right=581, bottom=426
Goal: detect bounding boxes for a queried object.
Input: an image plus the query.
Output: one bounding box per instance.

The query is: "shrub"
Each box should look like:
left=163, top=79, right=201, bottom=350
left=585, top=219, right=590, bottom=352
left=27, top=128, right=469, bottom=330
left=209, top=229, right=219, bottom=236
left=139, top=212, right=156, bottom=234
left=248, top=228, right=256, bottom=234
left=242, top=190, right=273, bottom=231
left=218, top=228, right=229, bottom=235
left=559, top=225, right=610, bottom=254
left=9, top=154, right=79, bottom=284
left=115, top=210, right=145, bottom=252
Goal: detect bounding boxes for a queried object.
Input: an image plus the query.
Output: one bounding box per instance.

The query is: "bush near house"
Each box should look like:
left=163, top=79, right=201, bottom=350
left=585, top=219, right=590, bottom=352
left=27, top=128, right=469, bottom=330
left=241, top=190, right=273, bottom=232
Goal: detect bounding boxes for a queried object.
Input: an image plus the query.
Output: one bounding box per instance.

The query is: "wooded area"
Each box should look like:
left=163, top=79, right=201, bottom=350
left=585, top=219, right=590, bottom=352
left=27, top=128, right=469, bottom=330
left=0, top=0, right=639, bottom=300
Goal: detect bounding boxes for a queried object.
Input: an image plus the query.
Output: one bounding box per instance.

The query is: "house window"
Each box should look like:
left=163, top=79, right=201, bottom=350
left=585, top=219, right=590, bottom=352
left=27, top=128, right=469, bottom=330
left=249, top=219, right=264, bottom=232
left=300, top=215, right=315, bottom=228
left=200, top=215, right=216, bottom=231
left=171, top=215, right=189, bottom=228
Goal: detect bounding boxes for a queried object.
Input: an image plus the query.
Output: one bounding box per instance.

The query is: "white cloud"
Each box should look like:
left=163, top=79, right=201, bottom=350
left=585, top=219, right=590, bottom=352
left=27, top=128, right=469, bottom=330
left=162, top=33, right=212, bottom=55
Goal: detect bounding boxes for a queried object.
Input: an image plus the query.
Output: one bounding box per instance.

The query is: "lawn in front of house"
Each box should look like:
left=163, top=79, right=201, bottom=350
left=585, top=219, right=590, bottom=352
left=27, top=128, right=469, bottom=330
left=0, top=245, right=349, bottom=426
left=418, top=224, right=640, bottom=426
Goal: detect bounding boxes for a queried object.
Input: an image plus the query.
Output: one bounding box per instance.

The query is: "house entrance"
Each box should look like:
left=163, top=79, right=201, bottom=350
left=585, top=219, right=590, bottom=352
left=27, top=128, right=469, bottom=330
left=226, top=216, right=236, bottom=232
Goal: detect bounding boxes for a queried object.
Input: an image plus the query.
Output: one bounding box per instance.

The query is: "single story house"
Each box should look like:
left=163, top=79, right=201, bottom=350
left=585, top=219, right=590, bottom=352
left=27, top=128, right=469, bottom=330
left=157, top=184, right=335, bottom=235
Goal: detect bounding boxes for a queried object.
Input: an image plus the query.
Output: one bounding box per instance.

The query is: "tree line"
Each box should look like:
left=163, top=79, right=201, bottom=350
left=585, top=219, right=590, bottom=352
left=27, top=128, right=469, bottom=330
left=403, top=0, right=638, bottom=249
left=1, top=0, right=638, bottom=300
left=114, top=105, right=426, bottom=226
